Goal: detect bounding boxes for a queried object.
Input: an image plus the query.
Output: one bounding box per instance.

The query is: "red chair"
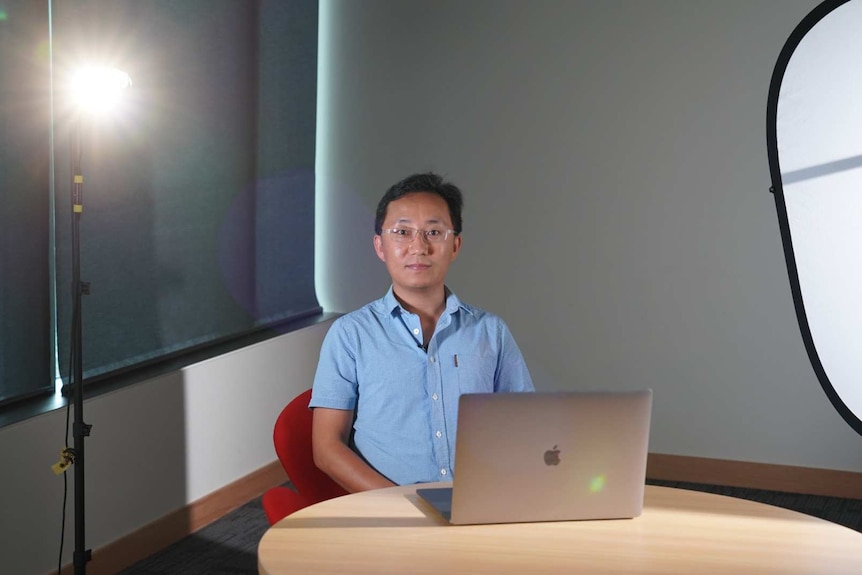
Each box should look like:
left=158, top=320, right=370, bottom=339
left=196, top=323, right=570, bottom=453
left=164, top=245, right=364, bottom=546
left=261, top=388, right=349, bottom=525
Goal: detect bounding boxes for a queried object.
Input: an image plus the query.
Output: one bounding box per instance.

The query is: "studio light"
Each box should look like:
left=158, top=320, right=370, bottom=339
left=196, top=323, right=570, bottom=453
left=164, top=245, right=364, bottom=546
left=70, top=66, right=132, bottom=115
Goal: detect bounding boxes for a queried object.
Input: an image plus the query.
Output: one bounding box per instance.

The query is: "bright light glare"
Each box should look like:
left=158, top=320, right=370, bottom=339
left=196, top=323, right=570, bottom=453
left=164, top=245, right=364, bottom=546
left=71, top=67, right=132, bottom=114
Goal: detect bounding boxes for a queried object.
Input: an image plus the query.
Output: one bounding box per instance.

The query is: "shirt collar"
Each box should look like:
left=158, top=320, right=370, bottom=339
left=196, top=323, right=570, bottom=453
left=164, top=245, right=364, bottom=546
left=379, top=286, right=473, bottom=318
left=381, top=286, right=401, bottom=316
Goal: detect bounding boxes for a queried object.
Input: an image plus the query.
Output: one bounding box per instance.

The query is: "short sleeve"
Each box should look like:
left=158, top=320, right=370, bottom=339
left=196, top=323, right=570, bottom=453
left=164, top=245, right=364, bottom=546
left=494, top=319, right=535, bottom=393
left=309, top=318, right=360, bottom=410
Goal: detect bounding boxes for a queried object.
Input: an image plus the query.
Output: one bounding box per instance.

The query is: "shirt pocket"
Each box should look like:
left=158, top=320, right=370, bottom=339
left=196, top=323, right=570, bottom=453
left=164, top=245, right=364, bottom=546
left=454, top=353, right=497, bottom=394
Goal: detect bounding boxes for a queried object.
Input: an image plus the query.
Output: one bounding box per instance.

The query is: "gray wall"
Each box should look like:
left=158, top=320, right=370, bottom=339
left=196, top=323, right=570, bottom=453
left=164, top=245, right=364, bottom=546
left=316, top=0, right=862, bottom=472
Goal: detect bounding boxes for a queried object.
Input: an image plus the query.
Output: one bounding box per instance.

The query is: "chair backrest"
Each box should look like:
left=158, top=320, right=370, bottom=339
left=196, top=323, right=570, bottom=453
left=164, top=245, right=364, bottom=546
left=273, top=388, right=348, bottom=503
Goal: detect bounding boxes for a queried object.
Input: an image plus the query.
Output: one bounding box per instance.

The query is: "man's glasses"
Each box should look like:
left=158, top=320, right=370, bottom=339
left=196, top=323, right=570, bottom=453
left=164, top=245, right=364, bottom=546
left=381, top=227, right=457, bottom=243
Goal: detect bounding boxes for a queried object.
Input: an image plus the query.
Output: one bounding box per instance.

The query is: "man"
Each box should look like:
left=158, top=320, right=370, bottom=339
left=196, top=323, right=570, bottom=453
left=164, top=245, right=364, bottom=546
left=310, top=172, right=534, bottom=492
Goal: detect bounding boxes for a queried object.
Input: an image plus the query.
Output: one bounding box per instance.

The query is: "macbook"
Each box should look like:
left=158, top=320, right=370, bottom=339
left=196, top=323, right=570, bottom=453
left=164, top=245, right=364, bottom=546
left=416, top=389, right=653, bottom=525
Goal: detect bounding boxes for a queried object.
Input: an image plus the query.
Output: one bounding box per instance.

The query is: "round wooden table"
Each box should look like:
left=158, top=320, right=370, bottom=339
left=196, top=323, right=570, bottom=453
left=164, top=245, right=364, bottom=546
left=258, top=482, right=862, bottom=574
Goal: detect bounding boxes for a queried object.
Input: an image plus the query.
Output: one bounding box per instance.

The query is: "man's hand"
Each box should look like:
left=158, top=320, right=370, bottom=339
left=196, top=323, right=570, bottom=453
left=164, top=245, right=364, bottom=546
left=311, top=407, right=396, bottom=493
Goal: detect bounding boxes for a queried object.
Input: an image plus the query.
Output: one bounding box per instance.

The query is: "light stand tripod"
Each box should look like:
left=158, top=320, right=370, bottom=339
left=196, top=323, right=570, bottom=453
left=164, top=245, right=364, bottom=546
left=69, top=118, right=92, bottom=575
left=57, top=66, right=131, bottom=575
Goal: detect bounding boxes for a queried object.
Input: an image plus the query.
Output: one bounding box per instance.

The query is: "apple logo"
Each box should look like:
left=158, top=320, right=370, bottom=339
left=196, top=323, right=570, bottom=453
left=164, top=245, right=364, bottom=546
left=543, top=445, right=561, bottom=466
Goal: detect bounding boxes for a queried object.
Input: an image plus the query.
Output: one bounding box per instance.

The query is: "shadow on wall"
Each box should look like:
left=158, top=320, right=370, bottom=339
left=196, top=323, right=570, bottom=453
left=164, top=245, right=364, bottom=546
left=316, top=174, right=388, bottom=313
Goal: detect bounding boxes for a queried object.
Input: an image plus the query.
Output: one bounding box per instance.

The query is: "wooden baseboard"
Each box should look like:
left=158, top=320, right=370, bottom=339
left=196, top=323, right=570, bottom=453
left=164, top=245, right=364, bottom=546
left=647, top=453, right=862, bottom=499
left=54, top=454, right=861, bottom=575
left=55, top=460, right=287, bottom=575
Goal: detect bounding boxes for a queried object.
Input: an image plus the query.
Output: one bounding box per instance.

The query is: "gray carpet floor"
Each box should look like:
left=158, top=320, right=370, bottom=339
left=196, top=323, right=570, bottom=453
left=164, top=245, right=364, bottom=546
left=118, top=480, right=862, bottom=575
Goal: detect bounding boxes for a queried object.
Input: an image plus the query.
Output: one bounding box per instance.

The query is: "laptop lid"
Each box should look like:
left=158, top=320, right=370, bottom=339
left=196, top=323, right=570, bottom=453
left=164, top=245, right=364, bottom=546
left=418, top=389, right=653, bottom=525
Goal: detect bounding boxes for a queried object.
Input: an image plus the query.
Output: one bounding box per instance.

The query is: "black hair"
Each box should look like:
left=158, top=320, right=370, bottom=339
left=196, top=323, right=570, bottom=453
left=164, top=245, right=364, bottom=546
left=374, top=172, right=463, bottom=235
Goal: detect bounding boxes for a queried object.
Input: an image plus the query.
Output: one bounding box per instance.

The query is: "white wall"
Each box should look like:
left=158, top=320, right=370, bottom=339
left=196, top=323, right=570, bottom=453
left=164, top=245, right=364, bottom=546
left=0, top=321, right=330, bottom=575
left=316, top=0, right=862, bottom=472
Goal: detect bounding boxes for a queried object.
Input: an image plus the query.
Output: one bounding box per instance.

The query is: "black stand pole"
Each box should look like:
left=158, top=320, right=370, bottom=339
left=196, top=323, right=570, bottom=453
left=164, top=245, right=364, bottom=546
left=70, top=121, right=92, bottom=575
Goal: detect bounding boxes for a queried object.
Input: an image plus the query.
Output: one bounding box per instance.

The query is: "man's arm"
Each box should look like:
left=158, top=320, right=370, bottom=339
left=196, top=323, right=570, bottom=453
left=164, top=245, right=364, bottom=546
left=311, top=407, right=396, bottom=493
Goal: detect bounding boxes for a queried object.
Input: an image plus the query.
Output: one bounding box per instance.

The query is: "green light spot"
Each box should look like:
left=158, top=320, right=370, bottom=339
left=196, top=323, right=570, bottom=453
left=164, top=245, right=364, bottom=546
left=0, top=11, right=9, bottom=22
left=590, top=475, right=606, bottom=493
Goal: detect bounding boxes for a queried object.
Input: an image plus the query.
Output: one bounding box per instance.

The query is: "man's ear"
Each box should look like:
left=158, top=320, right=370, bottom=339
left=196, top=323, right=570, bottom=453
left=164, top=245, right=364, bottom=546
left=373, top=234, right=385, bottom=262
left=450, top=234, right=463, bottom=261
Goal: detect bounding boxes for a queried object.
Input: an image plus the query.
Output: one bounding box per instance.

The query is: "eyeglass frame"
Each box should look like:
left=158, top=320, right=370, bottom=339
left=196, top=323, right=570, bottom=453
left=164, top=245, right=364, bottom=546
left=380, top=226, right=459, bottom=243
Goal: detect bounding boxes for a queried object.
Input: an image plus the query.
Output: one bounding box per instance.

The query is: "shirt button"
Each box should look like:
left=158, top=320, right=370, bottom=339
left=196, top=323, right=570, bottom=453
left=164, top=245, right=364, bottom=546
left=440, top=469, right=448, bottom=476
left=436, top=430, right=442, bottom=438
left=430, top=356, right=436, bottom=364
left=413, top=328, right=420, bottom=335
left=432, top=393, right=438, bottom=401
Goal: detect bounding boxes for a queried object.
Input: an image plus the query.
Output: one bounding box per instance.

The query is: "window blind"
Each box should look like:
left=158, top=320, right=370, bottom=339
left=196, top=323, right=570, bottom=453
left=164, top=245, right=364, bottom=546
left=0, top=0, right=319, bottom=406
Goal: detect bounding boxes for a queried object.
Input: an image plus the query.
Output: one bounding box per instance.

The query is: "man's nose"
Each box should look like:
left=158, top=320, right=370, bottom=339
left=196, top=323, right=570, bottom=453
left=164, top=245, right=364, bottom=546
left=409, top=233, right=430, bottom=253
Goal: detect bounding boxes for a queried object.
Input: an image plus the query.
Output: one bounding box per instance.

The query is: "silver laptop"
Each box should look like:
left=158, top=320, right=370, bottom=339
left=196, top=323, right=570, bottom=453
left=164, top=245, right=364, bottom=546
left=416, top=389, right=653, bottom=525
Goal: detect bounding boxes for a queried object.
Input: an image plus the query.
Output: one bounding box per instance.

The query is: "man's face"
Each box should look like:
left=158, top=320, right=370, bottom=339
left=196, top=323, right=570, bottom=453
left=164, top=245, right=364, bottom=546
left=373, top=192, right=462, bottom=297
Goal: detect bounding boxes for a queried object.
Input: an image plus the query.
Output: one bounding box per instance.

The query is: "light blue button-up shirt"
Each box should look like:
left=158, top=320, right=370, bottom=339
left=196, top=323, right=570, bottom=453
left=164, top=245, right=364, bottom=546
left=309, top=287, right=534, bottom=486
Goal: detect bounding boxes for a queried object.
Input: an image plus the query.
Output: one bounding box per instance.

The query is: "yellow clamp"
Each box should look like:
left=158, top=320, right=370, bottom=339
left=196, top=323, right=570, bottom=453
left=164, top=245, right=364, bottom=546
left=51, top=448, right=75, bottom=475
